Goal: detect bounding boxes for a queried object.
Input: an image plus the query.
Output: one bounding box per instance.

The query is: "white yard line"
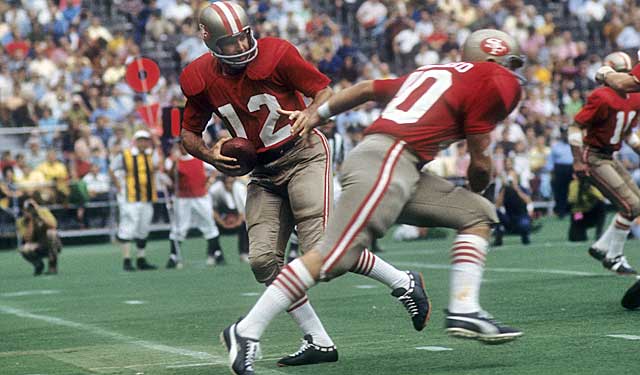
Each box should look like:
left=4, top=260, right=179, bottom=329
left=0, top=305, right=223, bottom=363
left=0, top=305, right=288, bottom=374
left=606, top=334, right=640, bottom=341
left=393, top=262, right=604, bottom=277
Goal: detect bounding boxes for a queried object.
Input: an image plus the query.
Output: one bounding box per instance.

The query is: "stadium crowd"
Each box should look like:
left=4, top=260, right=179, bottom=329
left=1, top=0, right=640, bottom=242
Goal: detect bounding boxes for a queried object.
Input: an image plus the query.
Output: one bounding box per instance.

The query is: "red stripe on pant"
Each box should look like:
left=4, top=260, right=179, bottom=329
left=323, top=141, right=405, bottom=274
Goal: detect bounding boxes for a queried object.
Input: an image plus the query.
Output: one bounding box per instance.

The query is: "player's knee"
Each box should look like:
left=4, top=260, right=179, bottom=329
left=135, top=239, right=147, bottom=249
left=249, top=252, right=281, bottom=284
left=627, top=201, right=640, bottom=219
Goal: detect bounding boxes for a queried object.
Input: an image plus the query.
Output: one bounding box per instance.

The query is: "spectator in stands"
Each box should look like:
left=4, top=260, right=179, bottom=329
left=25, top=137, right=46, bottom=168
left=568, top=176, right=606, bottom=242
left=0, top=166, right=22, bottom=209
left=17, top=199, right=61, bottom=276
left=175, top=20, right=209, bottom=66
left=93, top=115, right=113, bottom=147
left=145, top=9, right=175, bottom=42
left=550, top=128, right=574, bottom=218
left=74, top=125, right=106, bottom=178
left=37, top=149, right=69, bottom=204
left=110, top=130, right=158, bottom=272
left=494, top=158, right=534, bottom=246
left=81, top=162, right=110, bottom=227
left=356, top=0, right=388, bottom=38
left=209, top=175, right=249, bottom=264
left=15, top=163, right=49, bottom=203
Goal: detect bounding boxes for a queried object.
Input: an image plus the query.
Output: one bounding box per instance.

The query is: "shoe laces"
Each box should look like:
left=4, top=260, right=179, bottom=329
left=616, top=256, right=632, bottom=268
left=290, top=337, right=314, bottom=358
left=244, top=340, right=261, bottom=370
left=397, top=274, right=419, bottom=317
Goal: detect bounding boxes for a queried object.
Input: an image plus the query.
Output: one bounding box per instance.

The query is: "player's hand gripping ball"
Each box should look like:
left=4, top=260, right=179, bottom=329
left=220, top=138, right=257, bottom=176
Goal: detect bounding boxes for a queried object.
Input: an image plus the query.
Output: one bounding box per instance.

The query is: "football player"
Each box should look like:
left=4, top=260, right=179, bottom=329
left=569, top=51, right=640, bottom=275
left=596, top=50, right=640, bottom=92
left=180, top=2, right=429, bottom=367
left=221, top=28, right=526, bottom=375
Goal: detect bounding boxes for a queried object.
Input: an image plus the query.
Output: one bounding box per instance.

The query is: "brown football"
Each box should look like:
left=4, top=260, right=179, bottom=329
left=220, top=137, right=257, bottom=176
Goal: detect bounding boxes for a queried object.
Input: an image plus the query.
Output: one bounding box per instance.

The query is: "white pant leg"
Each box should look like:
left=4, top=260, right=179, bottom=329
left=170, top=197, right=193, bottom=241
left=118, top=201, right=137, bottom=240
left=192, top=195, right=219, bottom=240
left=134, top=202, right=154, bottom=239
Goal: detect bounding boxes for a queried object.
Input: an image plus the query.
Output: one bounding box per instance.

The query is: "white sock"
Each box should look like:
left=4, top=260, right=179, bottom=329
left=350, top=249, right=410, bottom=290
left=592, top=217, right=616, bottom=251
left=236, top=259, right=316, bottom=339
left=288, top=297, right=334, bottom=346
left=136, top=249, right=145, bottom=258
left=448, top=234, right=488, bottom=314
left=606, top=214, right=632, bottom=259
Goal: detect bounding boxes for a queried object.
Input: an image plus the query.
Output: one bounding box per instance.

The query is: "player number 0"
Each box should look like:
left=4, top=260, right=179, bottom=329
left=382, top=69, right=453, bottom=124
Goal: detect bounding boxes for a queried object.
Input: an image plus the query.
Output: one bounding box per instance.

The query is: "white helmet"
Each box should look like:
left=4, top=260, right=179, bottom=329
left=461, top=29, right=524, bottom=70
left=198, top=1, right=258, bottom=67
left=603, top=51, right=633, bottom=72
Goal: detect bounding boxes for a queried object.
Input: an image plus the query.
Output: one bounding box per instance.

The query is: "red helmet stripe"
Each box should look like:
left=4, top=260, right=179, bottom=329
left=210, top=3, right=233, bottom=34
left=222, top=1, right=244, bottom=32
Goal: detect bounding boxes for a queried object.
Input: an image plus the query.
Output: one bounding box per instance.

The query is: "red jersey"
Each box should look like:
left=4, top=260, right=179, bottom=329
left=176, top=156, right=207, bottom=198
left=631, top=63, right=640, bottom=81
left=365, top=62, right=521, bottom=162
left=574, top=86, right=640, bottom=152
left=180, top=37, right=330, bottom=154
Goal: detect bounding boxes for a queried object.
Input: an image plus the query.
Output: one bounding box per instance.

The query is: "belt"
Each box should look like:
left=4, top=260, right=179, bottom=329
left=256, top=138, right=298, bottom=165
left=584, top=145, right=614, bottom=157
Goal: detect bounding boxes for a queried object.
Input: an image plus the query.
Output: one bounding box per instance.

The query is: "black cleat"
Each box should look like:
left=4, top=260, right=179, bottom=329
left=445, top=310, right=522, bottom=344
left=391, top=271, right=431, bottom=331
left=588, top=247, right=606, bottom=262
left=602, top=255, right=637, bottom=275
left=220, top=321, right=261, bottom=375
left=213, top=250, right=226, bottom=265
left=136, top=257, right=157, bottom=271
left=33, top=259, right=45, bottom=276
left=166, top=258, right=182, bottom=269
left=277, top=335, right=338, bottom=367
left=622, top=280, right=640, bottom=310
left=123, top=258, right=135, bottom=272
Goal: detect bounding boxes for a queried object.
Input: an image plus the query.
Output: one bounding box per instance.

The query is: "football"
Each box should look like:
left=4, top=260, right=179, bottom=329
left=220, top=137, right=257, bottom=176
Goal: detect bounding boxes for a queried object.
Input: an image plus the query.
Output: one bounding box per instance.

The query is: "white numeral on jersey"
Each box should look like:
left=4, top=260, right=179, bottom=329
left=381, top=69, right=453, bottom=124
left=249, top=93, right=292, bottom=147
left=610, top=110, right=637, bottom=144
left=217, top=94, right=292, bottom=147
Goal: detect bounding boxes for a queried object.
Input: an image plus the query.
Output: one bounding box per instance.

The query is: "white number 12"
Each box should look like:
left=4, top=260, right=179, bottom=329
left=217, top=93, right=292, bottom=147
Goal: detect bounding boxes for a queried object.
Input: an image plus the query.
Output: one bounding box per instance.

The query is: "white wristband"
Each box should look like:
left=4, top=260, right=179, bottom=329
left=317, top=102, right=333, bottom=120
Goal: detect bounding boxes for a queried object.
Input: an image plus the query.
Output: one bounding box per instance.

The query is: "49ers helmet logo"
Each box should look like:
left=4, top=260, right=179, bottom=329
left=199, top=23, right=211, bottom=40
left=480, top=37, right=510, bottom=56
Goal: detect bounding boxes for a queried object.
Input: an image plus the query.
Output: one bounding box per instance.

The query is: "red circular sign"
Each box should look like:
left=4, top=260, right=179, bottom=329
left=480, top=38, right=510, bottom=57
left=125, top=58, right=160, bottom=93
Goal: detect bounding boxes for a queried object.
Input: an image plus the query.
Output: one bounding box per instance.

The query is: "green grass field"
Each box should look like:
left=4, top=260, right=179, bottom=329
left=1, top=217, right=639, bottom=375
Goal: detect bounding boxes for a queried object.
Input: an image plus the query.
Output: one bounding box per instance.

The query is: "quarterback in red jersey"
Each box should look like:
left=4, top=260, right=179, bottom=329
left=181, top=2, right=430, bottom=369
left=222, top=28, right=526, bottom=375
left=570, top=51, right=640, bottom=275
